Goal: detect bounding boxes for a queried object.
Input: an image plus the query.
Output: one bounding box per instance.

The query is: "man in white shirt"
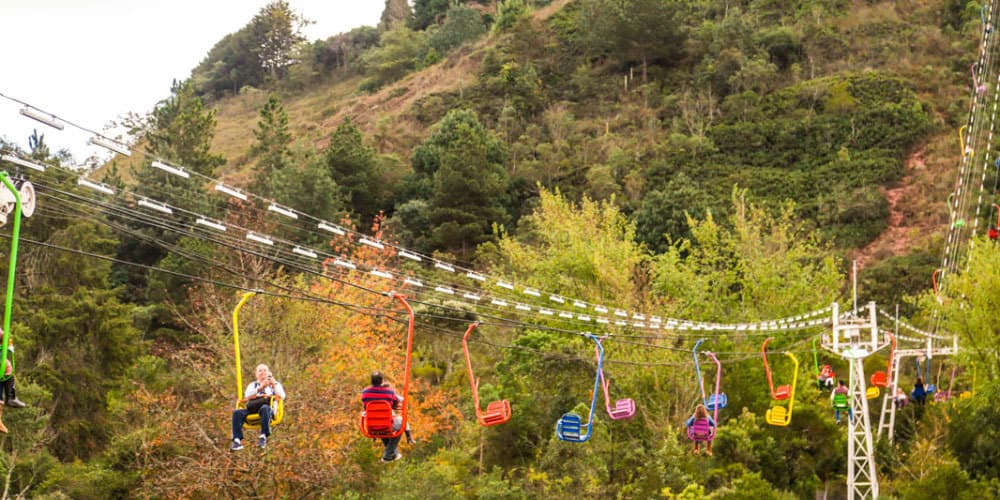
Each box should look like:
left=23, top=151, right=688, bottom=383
left=231, top=364, right=286, bottom=451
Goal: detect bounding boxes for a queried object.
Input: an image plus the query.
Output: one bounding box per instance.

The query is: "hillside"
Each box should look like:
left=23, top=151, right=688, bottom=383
left=173, top=0, right=974, bottom=306
left=3, top=0, right=999, bottom=498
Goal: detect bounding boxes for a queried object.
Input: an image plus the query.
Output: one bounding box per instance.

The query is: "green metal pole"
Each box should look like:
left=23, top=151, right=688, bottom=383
left=0, top=172, right=21, bottom=377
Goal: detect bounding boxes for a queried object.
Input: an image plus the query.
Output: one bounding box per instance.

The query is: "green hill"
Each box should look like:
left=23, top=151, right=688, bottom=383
left=6, top=0, right=999, bottom=497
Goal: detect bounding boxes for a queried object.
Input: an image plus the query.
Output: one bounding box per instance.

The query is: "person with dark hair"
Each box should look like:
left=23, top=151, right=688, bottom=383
left=831, top=379, right=852, bottom=424
left=911, top=377, right=927, bottom=405
left=361, top=371, right=413, bottom=462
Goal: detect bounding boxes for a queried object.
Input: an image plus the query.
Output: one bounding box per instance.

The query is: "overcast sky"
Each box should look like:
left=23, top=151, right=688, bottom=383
left=0, top=0, right=383, bottom=165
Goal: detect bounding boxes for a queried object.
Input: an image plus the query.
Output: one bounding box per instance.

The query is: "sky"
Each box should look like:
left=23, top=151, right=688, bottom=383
left=0, top=0, right=384, bottom=166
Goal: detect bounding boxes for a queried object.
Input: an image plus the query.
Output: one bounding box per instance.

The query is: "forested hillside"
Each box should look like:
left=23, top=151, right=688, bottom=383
left=0, top=0, right=998, bottom=498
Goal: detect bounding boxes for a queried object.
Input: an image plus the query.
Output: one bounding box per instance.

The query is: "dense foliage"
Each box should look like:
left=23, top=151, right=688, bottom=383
left=0, top=0, right=997, bottom=497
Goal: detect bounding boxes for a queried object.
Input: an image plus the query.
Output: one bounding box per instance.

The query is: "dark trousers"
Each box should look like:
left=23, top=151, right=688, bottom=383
left=232, top=405, right=271, bottom=441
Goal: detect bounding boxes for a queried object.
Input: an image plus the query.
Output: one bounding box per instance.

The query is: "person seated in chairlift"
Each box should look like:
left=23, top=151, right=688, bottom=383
left=361, top=371, right=415, bottom=463
left=911, top=377, right=927, bottom=405
left=0, top=333, right=27, bottom=434
left=230, top=364, right=285, bottom=451
left=831, top=380, right=853, bottom=424
left=893, top=387, right=909, bottom=408
left=685, top=404, right=716, bottom=456
left=818, top=364, right=835, bottom=390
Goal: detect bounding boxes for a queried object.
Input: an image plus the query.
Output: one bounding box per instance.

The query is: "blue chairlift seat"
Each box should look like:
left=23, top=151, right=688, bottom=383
left=706, top=393, right=728, bottom=411
left=556, top=413, right=584, bottom=442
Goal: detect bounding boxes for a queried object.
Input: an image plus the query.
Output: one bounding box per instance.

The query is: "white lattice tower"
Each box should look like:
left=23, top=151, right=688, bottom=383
left=826, top=302, right=886, bottom=499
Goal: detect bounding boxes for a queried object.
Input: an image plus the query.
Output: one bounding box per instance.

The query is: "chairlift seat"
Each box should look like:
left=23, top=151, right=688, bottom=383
left=480, top=400, right=512, bottom=426
left=934, top=391, right=951, bottom=403
left=832, top=393, right=849, bottom=410
left=687, top=418, right=714, bottom=442
left=706, top=393, right=728, bottom=411
left=556, top=413, right=583, bottom=442
left=243, top=397, right=284, bottom=430
left=609, top=398, right=636, bottom=420
left=774, top=384, right=791, bottom=400
left=360, top=400, right=396, bottom=438
left=925, top=384, right=937, bottom=394
left=766, top=405, right=790, bottom=426
left=870, top=372, right=887, bottom=388
left=866, top=387, right=880, bottom=400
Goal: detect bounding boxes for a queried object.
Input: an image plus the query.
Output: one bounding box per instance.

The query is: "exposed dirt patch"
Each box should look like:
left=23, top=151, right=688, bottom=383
left=854, top=148, right=939, bottom=270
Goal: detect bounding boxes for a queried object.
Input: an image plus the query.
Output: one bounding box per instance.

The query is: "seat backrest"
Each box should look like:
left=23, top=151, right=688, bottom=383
left=833, top=393, right=849, bottom=409
left=866, top=387, right=880, bottom=399
left=707, top=393, right=728, bottom=410
left=688, top=418, right=714, bottom=441
left=609, top=398, right=635, bottom=419
left=557, top=413, right=582, bottom=439
left=870, top=371, right=887, bottom=387
left=481, top=400, right=512, bottom=426
left=362, top=400, right=395, bottom=434
left=774, top=384, right=791, bottom=400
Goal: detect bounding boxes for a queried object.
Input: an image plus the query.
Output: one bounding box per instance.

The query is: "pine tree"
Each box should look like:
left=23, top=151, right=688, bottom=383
left=322, top=118, right=384, bottom=224
left=250, top=94, right=291, bottom=196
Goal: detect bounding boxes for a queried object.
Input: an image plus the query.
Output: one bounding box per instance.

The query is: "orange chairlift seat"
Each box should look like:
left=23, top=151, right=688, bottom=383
left=867, top=333, right=895, bottom=400
left=360, top=293, right=415, bottom=439
left=462, top=323, right=512, bottom=426
left=762, top=338, right=792, bottom=400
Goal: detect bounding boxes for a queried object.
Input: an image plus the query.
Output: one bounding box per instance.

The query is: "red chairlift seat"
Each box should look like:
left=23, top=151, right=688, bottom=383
left=481, top=400, right=512, bottom=427
left=359, top=293, right=414, bottom=440
left=462, top=323, right=512, bottom=427
left=360, top=400, right=396, bottom=438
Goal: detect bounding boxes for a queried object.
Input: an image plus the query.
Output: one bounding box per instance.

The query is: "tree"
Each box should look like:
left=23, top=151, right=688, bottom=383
left=651, top=189, right=842, bottom=321
left=250, top=1, right=309, bottom=82
left=359, top=26, right=427, bottom=89
left=411, top=0, right=450, bottom=30
left=270, top=159, right=345, bottom=243
left=380, top=0, right=412, bottom=31
left=143, top=80, right=225, bottom=179
left=191, top=1, right=308, bottom=96
left=398, top=109, right=511, bottom=253
left=321, top=118, right=384, bottom=223
left=577, top=0, right=685, bottom=80
left=250, top=94, right=292, bottom=196
left=428, top=5, right=486, bottom=55
left=493, top=0, right=529, bottom=33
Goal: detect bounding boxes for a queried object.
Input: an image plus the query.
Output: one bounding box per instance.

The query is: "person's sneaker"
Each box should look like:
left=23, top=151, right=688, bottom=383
left=705, top=450, right=713, bottom=457
left=230, top=439, right=243, bottom=452
left=5, top=399, right=25, bottom=409
left=257, top=434, right=267, bottom=449
left=380, top=452, right=403, bottom=463
left=407, top=437, right=417, bottom=445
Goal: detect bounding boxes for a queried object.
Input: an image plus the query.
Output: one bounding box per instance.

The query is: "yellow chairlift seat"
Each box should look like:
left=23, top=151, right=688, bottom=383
left=242, top=397, right=285, bottom=430
left=765, top=351, right=799, bottom=427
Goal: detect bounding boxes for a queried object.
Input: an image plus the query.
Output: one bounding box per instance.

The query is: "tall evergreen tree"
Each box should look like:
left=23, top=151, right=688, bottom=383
left=408, top=109, right=510, bottom=254
left=322, top=118, right=384, bottom=223
left=250, top=94, right=292, bottom=196
left=251, top=1, right=309, bottom=82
